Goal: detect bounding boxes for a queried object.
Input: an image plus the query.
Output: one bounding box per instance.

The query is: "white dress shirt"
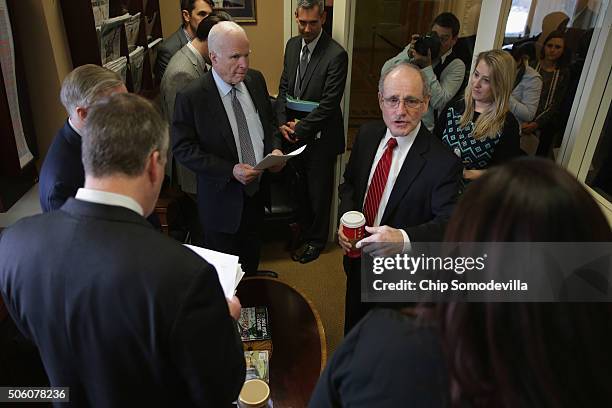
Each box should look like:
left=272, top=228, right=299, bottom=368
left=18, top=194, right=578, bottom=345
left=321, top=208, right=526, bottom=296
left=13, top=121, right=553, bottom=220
left=211, top=68, right=265, bottom=164
left=364, top=123, right=421, bottom=243
left=75, top=188, right=144, bottom=216
left=68, top=118, right=83, bottom=137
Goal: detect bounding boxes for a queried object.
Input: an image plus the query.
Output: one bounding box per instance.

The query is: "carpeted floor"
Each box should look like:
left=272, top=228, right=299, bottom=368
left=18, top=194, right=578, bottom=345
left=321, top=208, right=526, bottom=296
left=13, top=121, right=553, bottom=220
left=259, top=239, right=346, bottom=357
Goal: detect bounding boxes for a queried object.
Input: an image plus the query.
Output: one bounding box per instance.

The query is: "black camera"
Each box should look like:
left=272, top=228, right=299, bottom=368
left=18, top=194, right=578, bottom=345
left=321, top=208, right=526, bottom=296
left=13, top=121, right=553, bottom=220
left=413, top=32, right=442, bottom=61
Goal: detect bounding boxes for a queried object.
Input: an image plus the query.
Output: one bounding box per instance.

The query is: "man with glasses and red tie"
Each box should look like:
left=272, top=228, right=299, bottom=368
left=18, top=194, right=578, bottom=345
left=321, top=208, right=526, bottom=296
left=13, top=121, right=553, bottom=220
left=337, top=62, right=462, bottom=333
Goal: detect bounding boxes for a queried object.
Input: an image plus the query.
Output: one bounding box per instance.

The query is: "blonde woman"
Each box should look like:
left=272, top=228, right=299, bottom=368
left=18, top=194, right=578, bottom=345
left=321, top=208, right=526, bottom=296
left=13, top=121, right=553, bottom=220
left=434, top=50, right=521, bottom=181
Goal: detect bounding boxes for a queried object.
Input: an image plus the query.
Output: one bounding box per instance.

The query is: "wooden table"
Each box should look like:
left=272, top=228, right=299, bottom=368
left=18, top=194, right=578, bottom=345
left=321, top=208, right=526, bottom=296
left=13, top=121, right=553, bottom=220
left=236, top=277, right=326, bottom=407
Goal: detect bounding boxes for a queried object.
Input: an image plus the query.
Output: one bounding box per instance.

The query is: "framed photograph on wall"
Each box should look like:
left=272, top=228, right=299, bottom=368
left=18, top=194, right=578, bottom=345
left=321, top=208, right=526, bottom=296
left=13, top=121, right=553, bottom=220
left=213, top=0, right=256, bottom=24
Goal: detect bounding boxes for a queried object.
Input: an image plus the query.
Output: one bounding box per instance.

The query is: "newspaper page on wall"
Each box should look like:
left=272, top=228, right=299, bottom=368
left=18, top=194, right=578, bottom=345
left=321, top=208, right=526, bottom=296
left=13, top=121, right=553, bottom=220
left=128, top=46, right=144, bottom=93
left=98, top=13, right=130, bottom=65
left=0, top=0, right=34, bottom=168
left=124, top=13, right=141, bottom=50
left=91, top=0, right=109, bottom=27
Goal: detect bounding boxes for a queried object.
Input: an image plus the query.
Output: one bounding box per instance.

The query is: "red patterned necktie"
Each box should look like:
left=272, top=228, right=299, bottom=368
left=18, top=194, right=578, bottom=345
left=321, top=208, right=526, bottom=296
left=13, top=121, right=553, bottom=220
left=363, top=137, right=398, bottom=227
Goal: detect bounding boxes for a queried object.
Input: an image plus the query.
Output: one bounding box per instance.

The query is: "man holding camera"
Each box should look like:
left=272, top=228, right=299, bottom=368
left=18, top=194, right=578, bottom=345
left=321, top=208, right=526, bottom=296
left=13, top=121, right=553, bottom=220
left=382, top=12, right=466, bottom=131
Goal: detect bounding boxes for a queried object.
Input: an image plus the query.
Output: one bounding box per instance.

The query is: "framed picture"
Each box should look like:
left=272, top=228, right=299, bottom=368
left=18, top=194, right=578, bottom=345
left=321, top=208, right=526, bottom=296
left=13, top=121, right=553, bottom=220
left=213, top=0, right=256, bottom=24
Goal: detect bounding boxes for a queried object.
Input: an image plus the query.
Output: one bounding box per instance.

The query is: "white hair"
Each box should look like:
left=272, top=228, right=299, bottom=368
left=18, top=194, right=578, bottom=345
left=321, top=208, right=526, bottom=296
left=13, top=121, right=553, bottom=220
left=208, top=21, right=246, bottom=55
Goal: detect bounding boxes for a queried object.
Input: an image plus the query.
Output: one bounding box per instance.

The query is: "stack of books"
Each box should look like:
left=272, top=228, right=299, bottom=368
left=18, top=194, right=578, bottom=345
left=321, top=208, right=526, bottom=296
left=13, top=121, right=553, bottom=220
left=239, top=306, right=272, bottom=383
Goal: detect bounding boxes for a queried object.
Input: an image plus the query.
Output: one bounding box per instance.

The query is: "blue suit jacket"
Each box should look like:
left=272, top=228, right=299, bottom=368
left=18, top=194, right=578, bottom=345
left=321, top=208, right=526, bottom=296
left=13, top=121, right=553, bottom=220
left=39, top=120, right=161, bottom=227
left=39, top=120, right=84, bottom=213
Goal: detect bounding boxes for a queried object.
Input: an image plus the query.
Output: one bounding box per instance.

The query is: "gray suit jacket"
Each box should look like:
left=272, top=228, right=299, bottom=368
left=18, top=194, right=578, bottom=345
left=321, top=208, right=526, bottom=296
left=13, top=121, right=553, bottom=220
left=160, top=44, right=205, bottom=194
left=155, top=26, right=189, bottom=82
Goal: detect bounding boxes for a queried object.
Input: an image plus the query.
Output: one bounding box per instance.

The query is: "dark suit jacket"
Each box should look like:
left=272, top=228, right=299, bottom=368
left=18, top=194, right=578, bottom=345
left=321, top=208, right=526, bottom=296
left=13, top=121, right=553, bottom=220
left=156, top=26, right=189, bottom=82
left=277, top=31, right=348, bottom=156
left=0, top=199, right=245, bottom=407
left=339, top=121, right=462, bottom=242
left=172, top=69, right=282, bottom=233
left=38, top=120, right=84, bottom=213
left=37, top=120, right=161, bottom=227
left=309, top=308, right=449, bottom=407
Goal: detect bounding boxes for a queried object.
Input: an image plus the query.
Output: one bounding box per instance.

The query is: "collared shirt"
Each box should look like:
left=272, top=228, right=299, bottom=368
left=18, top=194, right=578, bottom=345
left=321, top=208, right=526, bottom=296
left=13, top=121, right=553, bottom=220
left=186, top=41, right=207, bottom=72
left=183, top=27, right=193, bottom=42
left=299, top=28, right=323, bottom=66
left=437, top=48, right=453, bottom=66
left=211, top=68, right=265, bottom=164
left=68, top=118, right=83, bottom=137
left=75, top=188, right=144, bottom=216
left=364, top=122, right=421, bottom=244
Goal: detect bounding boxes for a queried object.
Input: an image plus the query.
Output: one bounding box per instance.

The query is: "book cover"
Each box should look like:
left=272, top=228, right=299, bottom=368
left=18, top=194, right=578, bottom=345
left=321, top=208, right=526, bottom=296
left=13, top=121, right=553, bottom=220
left=238, top=306, right=271, bottom=341
left=244, top=350, right=269, bottom=383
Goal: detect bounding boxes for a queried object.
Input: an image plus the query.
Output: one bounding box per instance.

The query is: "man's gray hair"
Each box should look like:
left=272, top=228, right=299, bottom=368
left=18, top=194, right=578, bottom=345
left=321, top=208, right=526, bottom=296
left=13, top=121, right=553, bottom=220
left=208, top=21, right=246, bottom=55
left=378, top=61, right=431, bottom=99
left=82, top=93, right=168, bottom=178
left=59, top=64, right=124, bottom=116
left=297, top=0, right=324, bottom=15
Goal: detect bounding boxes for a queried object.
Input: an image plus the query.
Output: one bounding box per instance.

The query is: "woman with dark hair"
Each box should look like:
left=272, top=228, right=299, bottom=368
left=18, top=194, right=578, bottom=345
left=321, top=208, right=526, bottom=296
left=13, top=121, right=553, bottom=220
left=309, top=158, right=612, bottom=407
left=523, top=30, right=571, bottom=157
left=434, top=50, right=521, bottom=182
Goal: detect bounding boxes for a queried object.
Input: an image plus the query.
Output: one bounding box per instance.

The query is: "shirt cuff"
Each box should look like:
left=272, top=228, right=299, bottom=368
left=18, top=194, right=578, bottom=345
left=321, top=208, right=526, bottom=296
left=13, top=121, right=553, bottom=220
left=399, top=229, right=412, bottom=253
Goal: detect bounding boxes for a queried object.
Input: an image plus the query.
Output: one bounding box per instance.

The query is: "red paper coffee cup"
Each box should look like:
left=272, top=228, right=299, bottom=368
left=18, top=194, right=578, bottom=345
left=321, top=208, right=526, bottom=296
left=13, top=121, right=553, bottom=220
left=341, top=211, right=366, bottom=258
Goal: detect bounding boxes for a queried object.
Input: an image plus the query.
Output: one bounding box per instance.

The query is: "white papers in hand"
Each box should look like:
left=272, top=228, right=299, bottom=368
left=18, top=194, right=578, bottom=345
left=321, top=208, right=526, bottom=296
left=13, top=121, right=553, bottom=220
left=253, top=144, right=306, bottom=170
left=184, top=244, right=244, bottom=299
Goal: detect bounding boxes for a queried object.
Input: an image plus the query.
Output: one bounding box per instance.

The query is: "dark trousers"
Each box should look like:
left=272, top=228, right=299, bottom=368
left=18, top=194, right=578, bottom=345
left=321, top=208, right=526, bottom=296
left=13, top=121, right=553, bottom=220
left=343, top=256, right=373, bottom=334
left=291, top=148, right=336, bottom=249
left=184, top=193, right=204, bottom=245
left=202, top=192, right=264, bottom=275
left=536, top=125, right=560, bottom=157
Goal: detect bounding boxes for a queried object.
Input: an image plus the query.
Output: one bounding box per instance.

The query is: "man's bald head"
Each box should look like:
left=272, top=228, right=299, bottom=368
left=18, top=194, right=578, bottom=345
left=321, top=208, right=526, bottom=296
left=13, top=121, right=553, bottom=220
left=378, top=62, right=431, bottom=137
left=208, top=21, right=250, bottom=85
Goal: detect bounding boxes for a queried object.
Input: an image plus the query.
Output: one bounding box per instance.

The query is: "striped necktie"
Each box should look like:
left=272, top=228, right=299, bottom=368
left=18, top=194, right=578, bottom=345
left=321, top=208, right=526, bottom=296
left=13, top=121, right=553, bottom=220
left=294, top=44, right=310, bottom=97
left=363, top=137, right=398, bottom=227
left=231, top=86, right=258, bottom=195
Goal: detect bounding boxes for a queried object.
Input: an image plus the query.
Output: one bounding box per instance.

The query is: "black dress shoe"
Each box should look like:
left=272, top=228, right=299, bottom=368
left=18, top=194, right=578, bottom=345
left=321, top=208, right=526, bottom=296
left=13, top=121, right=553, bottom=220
left=291, top=244, right=305, bottom=262
left=298, top=244, right=321, bottom=264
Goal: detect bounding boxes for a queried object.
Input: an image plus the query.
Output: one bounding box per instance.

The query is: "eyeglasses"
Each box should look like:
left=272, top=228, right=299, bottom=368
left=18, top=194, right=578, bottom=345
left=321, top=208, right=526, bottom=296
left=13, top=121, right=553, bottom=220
left=382, top=96, right=424, bottom=110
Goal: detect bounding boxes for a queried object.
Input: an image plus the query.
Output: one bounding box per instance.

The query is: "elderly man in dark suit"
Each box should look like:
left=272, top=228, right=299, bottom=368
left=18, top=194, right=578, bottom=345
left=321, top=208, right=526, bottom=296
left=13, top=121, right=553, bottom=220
left=338, top=62, right=462, bottom=333
left=161, top=12, right=228, bottom=195
left=0, top=93, right=245, bottom=406
left=277, top=0, right=348, bottom=264
left=172, top=21, right=283, bottom=275
left=38, top=64, right=127, bottom=212
left=155, top=0, right=214, bottom=81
